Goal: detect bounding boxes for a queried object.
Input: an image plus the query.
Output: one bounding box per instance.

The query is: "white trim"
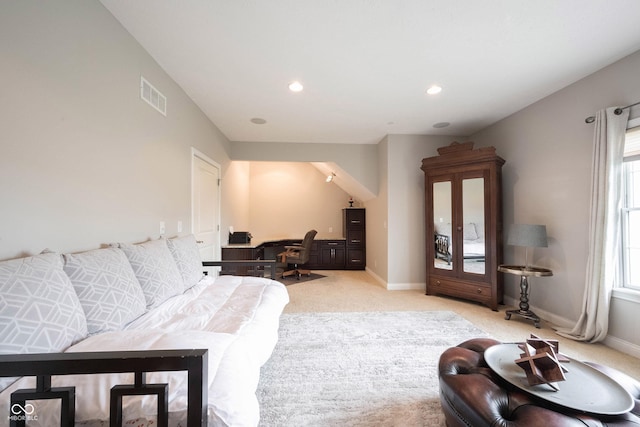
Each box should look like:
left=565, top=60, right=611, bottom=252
left=386, top=282, right=425, bottom=291
left=612, top=287, right=640, bottom=304
left=503, top=295, right=640, bottom=358
left=364, top=267, right=388, bottom=289
left=627, top=117, right=640, bottom=129
left=603, top=334, right=640, bottom=359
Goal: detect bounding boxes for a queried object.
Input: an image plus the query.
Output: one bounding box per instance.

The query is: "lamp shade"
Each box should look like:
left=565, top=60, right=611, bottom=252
left=507, top=224, right=548, bottom=248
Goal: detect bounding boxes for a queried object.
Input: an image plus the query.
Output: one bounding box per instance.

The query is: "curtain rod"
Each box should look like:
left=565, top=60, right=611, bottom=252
left=585, top=101, right=640, bottom=123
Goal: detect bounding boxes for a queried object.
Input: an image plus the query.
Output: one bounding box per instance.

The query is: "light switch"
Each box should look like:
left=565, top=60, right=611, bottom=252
left=160, top=221, right=166, bottom=235
left=177, top=221, right=183, bottom=233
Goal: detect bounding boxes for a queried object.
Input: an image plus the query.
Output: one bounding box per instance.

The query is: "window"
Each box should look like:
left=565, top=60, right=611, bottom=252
left=622, top=126, right=640, bottom=290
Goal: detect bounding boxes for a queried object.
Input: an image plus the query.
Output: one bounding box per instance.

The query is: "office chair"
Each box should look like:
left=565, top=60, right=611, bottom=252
left=279, top=229, right=317, bottom=279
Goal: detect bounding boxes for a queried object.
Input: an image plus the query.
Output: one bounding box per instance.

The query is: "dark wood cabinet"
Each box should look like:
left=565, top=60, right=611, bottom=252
left=421, top=142, right=504, bottom=310
left=222, top=209, right=367, bottom=272
left=344, top=208, right=366, bottom=269
left=318, top=240, right=346, bottom=268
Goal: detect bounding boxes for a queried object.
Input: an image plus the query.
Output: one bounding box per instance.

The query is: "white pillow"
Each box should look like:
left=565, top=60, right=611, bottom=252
left=463, top=223, right=479, bottom=240
left=0, top=252, right=88, bottom=353
left=118, top=239, right=184, bottom=309
left=0, top=252, right=88, bottom=391
left=166, top=235, right=204, bottom=290
left=63, top=248, right=146, bottom=334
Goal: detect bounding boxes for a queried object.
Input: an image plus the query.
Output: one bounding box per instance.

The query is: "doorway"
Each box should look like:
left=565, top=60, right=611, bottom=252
left=191, top=148, right=221, bottom=261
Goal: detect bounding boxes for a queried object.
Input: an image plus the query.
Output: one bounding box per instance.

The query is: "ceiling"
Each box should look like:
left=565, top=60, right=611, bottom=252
left=100, top=0, right=640, bottom=145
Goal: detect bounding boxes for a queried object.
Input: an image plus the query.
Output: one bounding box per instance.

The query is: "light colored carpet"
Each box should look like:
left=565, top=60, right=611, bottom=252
left=256, top=311, right=489, bottom=427
left=281, top=270, right=640, bottom=380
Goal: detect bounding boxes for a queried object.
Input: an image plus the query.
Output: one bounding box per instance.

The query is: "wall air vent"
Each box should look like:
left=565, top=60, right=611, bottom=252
left=140, top=76, right=167, bottom=116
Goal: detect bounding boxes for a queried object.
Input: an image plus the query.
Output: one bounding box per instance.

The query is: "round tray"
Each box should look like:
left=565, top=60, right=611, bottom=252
left=484, top=343, right=634, bottom=415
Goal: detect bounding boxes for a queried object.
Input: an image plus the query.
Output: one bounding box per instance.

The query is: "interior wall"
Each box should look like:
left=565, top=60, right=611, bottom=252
left=471, top=49, right=640, bottom=352
left=221, top=161, right=252, bottom=236
left=0, top=0, right=232, bottom=260
left=363, top=137, right=390, bottom=284
left=385, top=134, right=466, bottom=290
left=245, top=162, right=353, bottom=243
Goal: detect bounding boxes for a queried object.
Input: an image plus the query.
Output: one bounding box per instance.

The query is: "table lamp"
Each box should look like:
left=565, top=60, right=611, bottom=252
left=507, top=224, right=548, bottom=269
left=501, top=224, right=551, bottom=328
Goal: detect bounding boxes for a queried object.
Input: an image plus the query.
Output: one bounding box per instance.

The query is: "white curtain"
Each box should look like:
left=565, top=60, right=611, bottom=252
left=557, top=106, right=629, bottom=342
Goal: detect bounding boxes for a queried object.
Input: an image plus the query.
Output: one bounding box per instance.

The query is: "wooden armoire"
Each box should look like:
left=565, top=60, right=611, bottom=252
left=421, top=141, right=505, bottom=310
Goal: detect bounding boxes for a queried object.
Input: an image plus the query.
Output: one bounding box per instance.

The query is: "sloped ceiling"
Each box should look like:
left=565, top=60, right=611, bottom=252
left=100, top=0, right=640, bottom=145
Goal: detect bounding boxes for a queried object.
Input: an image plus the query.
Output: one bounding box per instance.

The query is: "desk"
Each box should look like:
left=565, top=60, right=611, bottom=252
left=222, top=238, right=350, bottom=272
left=499, top=265, right=552, bottom=328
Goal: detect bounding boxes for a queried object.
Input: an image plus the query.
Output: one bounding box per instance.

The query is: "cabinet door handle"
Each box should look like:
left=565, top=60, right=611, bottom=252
left=328, top=242, right=338, bottom=246
left=351, top=220, right=361, bottom=224
left=351, top=239, right=361, bottom=244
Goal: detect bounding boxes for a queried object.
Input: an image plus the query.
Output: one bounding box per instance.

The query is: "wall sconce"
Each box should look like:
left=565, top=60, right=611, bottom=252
left=326, top=172, right=336, bottom=183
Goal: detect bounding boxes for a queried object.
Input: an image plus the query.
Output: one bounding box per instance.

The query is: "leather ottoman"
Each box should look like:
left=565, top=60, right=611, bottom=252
left=438, top=338, right=640, bottom=426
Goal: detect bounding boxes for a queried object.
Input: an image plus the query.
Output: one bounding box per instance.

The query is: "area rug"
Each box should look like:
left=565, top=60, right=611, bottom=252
left=256, top=311, right=491, bottom=426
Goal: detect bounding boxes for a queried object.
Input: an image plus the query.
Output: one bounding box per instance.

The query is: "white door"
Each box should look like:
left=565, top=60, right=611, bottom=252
left=192, top=150, right=220, bottom=261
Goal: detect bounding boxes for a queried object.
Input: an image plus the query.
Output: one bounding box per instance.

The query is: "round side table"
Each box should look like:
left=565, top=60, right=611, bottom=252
left=498, top=265, right=553, bottom=328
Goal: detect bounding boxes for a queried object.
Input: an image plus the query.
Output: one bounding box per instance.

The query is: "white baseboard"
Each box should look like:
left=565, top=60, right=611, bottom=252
left=386, top=282, right=425, bottom=291
left=604, top=335, right=640, bottom=359
left=364, top=267, right=387, bottom=288
left=504, top=295, right=640, bottom=358
left=365, top=267, right=426, bottom=291
left=363, top=268, right=426, bottom=291
left=361, top=274, right=640, bottom=358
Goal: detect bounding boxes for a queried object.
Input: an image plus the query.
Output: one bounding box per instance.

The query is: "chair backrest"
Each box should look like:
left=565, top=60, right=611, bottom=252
left=297, top=229, right=317, bottom=263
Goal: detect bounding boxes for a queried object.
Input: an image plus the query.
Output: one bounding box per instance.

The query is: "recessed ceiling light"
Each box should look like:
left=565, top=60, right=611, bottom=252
left=288, top=81, right=304, bottom=92
left=433, top=122, right=450, bottom=128
left=426, top=85, right=442, bottom=95
left=250, top=117, right=267, bottom=125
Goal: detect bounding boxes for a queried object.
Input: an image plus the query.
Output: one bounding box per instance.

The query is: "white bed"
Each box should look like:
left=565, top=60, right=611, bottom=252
left=0, top=274, right=289, bottom=427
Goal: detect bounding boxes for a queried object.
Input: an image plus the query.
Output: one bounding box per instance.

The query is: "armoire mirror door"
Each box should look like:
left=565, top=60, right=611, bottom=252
left=462, top=176, right=486, bottom=276
left=433, top=179, right=453, bottom=271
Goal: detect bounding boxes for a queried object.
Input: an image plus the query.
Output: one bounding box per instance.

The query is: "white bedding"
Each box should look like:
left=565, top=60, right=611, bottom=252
left=0, top=274, right=289, bottom=426
left=463, top=239, right=485, bottom=257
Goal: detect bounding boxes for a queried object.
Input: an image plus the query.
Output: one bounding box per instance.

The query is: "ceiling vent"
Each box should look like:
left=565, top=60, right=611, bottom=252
left=140, top=76, right=167, bottom=116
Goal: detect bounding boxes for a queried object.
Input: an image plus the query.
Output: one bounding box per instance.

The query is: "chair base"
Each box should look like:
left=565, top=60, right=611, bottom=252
left=282, top=268, right=311, bottom=280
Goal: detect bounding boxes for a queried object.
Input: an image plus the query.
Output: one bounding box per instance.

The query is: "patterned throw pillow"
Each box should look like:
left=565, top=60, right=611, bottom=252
left=0, top=252, right=88, bottom=353
left=63, top=248, right=147, bottom=335
left=118, top=239, right=184, bottom=309
left=166, top=235, right=204, bottom=290
left=0, top=252, right=88, bottom=392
